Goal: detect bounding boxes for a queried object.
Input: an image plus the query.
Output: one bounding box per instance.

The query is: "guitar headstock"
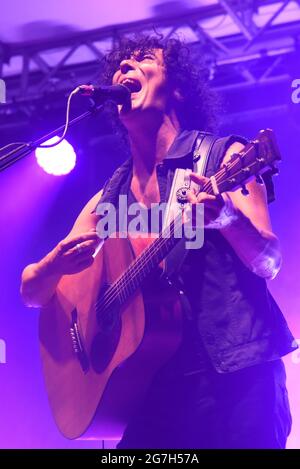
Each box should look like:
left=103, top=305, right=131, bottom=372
left=215, top=129, right=281, bottom=195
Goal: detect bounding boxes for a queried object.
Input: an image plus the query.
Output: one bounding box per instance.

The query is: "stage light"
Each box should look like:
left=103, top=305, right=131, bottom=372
left=35, top=136, right=76, bottom=175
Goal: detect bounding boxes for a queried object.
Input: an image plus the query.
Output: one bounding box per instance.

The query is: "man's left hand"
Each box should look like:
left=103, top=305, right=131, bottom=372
left=188, top=172, right=238, bottom=229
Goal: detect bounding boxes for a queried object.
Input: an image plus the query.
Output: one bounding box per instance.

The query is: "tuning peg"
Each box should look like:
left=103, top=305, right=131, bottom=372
left=271, top=166, right=279, bottom=176
left=242, top=167, right=251, bottom=175
left=256, top=175, right=264, bottom=184
left=241, top=185, right=249, bottom=196
left=256, top=157, right=265, bottom=164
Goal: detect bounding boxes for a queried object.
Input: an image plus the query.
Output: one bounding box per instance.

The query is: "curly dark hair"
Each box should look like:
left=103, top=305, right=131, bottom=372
left=99, top=34, right=219, bottom=132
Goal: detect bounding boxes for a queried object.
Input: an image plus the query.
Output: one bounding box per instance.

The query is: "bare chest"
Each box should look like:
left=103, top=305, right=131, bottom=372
left=130, top=172, right=161, bottom=207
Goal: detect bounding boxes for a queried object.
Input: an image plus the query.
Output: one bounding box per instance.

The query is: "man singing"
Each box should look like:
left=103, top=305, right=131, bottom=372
left=21, top=35, right=295, bottom=449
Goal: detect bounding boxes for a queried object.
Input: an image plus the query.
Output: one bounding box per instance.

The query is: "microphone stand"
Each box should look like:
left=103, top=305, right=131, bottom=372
left=0, top=103, right=102, bottom=173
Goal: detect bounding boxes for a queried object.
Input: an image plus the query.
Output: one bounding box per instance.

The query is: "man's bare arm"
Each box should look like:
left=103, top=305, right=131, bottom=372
left=20, top=189, right=103, bottom=308
left=190, top=141, right=281, bottom=279
left=220, top=141, right=281, bottom=279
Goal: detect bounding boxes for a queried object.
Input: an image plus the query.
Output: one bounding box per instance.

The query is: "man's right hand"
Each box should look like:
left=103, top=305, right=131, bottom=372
left=21, top=187, right=104, bottom=308
left=45, top=230, right=100, bottom=276
left=20, top=230, right=101, bottom=307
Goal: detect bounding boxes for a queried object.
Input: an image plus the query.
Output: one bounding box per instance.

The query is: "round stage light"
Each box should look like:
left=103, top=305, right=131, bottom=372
left=35, top=136, right=76, bottom=175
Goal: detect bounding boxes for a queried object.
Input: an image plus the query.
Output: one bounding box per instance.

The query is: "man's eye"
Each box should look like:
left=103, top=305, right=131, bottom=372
left=139, top=54, right=154, bottom=61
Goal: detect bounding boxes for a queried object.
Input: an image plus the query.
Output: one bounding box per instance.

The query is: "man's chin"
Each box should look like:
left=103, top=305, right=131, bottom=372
left=119, top=103, right=142, bottom=120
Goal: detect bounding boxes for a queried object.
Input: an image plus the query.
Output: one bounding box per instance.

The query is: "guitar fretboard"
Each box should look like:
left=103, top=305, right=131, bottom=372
left=96, top=215, right=183, bottom=315
left=95, top=132, right=279, bottom=319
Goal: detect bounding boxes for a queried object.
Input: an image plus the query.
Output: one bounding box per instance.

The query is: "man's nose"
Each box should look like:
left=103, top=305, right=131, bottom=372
left=120, top=59, right=136, bottom=74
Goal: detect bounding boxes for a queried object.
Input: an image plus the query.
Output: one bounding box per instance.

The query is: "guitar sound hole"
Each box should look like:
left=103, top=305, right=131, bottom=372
left=91, top=285, right=122, bottom=373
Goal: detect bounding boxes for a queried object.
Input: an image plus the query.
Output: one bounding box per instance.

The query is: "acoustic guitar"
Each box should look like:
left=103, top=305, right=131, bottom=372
left=39, top=129, right=281, bottom=440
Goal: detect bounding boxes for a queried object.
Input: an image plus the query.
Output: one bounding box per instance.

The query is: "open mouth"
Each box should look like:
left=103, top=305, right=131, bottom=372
left=121, top=78, right=142, bottom=94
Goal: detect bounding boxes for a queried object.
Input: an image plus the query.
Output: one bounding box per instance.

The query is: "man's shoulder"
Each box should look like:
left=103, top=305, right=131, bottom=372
left=75, top=188, right=103, bottom=218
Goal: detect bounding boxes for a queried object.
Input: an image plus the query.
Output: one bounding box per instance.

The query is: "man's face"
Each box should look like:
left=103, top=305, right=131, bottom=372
left=112, top=48, right=172, bottom=118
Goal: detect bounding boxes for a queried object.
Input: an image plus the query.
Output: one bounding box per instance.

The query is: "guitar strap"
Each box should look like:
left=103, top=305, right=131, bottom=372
left=163, top=132, right=218, bottom=279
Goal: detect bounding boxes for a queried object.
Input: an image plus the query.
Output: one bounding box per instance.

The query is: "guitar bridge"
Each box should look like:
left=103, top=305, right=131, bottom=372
left=70, top=310, right=89, bottom=373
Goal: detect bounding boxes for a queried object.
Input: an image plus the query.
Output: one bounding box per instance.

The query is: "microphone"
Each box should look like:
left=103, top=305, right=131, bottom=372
left=78, top=84, right=131, bottom=105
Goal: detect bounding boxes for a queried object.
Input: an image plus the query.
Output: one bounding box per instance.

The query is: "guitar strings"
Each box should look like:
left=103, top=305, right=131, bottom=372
left=96, top=174, right=213, bottom=312
left=96, top=216, right=180, bottom=314
left=101, top=141, right=272, bottom=315
left=96, top=177, right=217, bottom=314
left=96, top=151, right=251, bottom=312
left=96, top=155, right=249, bottom=315
left=96, top=152, right=256, bottom=314
left=96, top=148, right=260, bottom=315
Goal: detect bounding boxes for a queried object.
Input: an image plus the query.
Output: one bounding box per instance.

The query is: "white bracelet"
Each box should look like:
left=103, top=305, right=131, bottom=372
left=249, top=241, right=282, bottom=280
left=205, top=196, right=238, bottom=230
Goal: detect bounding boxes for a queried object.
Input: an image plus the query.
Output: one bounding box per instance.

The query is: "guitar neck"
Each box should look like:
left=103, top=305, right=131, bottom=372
left=97, top=160, right=243, bottom=314
left=100, top=216, right=184, bottom=312
left=97, top=130, right=281, bottom=314
left=114, top=175, right=218, bottom=300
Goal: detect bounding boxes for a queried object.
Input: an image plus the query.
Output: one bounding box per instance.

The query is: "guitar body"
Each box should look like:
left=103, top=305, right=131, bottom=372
left=39, top=235, right=183, bottom=440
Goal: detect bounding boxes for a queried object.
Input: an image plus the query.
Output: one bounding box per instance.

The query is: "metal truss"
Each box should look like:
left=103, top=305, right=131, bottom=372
left=0, top=0, right=300, bottom=116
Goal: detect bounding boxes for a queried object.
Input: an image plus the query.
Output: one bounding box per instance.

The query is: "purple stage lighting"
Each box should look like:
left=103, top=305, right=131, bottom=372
left=35, top=136, right=76, bottom=175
